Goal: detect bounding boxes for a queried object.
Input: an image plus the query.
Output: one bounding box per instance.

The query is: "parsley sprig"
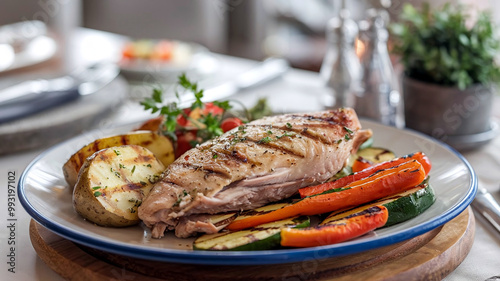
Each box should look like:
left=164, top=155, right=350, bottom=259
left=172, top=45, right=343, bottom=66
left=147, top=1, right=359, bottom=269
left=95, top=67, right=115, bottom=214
left=141, top=74, right=233, bottom=144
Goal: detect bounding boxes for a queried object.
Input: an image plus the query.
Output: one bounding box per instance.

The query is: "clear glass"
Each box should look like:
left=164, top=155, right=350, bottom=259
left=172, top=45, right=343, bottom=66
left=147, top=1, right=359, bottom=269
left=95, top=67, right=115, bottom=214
left=355, top=15, right=404, bottom=128
left=320, top=12, right=362, bottom=109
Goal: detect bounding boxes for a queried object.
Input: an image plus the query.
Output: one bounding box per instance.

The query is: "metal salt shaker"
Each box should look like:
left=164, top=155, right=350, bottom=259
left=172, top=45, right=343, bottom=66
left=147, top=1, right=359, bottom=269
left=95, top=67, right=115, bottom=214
left=356, top=10, right=404, bottom=128
left=320, top=10, right=362, bottom=109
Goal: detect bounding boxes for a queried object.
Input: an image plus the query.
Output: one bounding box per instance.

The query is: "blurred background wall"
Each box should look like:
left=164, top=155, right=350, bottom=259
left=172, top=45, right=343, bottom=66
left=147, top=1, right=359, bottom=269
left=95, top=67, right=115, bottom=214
left=0, top=0, right=81, bottom=37
left=0, top=0, right=498, bottom=72
left=82, top=0, right=228, bottom=54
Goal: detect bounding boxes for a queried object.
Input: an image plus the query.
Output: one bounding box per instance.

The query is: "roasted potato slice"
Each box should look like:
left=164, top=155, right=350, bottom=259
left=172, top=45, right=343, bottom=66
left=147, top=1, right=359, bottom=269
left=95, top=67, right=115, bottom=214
left=63, top=131, right=174, bottom=188
left=73, top=145, right=165, bottom=227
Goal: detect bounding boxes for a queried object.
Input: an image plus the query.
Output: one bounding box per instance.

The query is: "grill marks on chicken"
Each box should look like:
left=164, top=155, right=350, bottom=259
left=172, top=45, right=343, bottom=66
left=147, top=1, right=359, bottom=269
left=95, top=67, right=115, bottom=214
left=138, top=109, right=371, bottom=238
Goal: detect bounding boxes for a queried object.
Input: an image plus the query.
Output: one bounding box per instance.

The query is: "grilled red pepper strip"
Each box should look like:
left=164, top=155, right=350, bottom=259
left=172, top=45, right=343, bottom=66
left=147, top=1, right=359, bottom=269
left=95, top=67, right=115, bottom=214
left=226, top=160, right=425, bottom=231
left=281, top=205, right=388, bottom=247
left=299, top=152, right=431, bottom=198
left=351, top=157, right=374, bottom=173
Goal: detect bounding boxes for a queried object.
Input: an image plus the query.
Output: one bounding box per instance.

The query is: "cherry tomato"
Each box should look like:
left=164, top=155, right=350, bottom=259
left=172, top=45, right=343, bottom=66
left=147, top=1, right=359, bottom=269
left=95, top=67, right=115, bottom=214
left=176, top=108, right=192, bottom=127
left=175, top=130, right=198, bottom=158
left=177, top=104, right=224, bottom=128
left=221, top=117, right=244, bottom=133
left=203, top=102, right=224, bottom=116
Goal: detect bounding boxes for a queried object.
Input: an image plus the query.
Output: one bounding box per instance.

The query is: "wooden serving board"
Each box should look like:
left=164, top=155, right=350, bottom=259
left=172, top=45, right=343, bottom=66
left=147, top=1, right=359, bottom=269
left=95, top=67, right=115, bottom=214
left=30, top=207, right=475, bottom=281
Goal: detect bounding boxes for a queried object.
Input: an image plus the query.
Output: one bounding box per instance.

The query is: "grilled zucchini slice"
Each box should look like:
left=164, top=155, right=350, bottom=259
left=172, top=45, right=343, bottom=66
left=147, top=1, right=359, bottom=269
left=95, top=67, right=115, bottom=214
left=355, top=147, right=397, bottom=164
left=194, top=216, right=309, bottom=251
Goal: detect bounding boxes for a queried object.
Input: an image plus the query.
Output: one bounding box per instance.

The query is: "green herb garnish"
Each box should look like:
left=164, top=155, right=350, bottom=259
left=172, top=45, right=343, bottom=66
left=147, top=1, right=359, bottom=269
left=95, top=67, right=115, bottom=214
left=173, top=190, right=190, bottom=207
left=94, top=191, right=102, bottom=197
left=276, top=132, right=295, bottom=139
left=141, top=74, right=234, bottom=144
left=258, top=136, right=273, bottom=144
left=248, top=98, right=272, bottom=120
left=173, top=197, right=182, bottom=207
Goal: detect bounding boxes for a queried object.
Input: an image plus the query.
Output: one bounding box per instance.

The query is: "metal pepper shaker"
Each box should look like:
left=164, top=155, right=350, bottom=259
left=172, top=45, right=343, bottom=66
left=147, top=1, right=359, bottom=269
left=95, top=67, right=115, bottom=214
left=355, top=9, right=404, bottom=128
left=320, top=9, right=362, bottom=109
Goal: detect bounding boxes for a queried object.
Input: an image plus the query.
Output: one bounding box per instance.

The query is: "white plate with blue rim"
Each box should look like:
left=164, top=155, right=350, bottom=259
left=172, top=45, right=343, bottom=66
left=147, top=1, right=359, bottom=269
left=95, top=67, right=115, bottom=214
left=18, top=119, right=477, bottom=265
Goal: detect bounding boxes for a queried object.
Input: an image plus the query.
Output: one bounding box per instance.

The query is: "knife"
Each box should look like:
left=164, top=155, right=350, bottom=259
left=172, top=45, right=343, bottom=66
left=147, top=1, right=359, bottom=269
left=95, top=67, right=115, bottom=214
left=176, top=57, right=290, bottom=108
left=472, top=186, right=500, bottom=233
left=0, top=63, right=119, bottom=124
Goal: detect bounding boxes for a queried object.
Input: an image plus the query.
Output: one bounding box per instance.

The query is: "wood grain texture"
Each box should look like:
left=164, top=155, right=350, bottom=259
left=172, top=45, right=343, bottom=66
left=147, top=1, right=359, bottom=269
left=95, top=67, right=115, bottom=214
left=29, top=207, right=475, bottom=281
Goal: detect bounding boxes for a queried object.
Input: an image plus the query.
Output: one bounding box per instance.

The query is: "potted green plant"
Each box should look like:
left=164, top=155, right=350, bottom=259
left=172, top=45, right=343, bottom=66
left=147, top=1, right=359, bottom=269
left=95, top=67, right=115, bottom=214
left=390, top=3, right=500, bottom=149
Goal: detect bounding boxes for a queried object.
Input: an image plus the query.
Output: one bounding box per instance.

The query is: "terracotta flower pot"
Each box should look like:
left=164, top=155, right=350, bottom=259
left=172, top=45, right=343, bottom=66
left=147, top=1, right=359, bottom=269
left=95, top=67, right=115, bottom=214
left=403, top=76, right=494, bottom=144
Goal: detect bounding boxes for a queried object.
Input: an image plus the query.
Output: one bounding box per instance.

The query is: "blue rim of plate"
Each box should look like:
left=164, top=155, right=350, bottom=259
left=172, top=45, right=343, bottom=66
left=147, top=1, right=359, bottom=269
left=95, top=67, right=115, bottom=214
left=18, top=123, right=478, bottom=265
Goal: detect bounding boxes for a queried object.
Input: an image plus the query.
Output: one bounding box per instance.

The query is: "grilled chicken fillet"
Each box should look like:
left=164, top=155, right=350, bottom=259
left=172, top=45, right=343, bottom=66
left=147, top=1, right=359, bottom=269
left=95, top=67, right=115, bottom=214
left=138, top=108, right=371, bottom=238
